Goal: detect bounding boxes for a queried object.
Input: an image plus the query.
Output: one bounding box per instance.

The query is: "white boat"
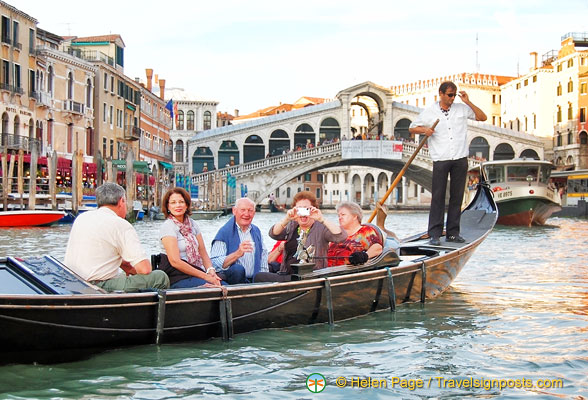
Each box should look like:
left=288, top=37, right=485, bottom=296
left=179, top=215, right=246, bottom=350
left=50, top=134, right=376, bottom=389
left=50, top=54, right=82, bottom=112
left=479, top=159, right=561, bottom=226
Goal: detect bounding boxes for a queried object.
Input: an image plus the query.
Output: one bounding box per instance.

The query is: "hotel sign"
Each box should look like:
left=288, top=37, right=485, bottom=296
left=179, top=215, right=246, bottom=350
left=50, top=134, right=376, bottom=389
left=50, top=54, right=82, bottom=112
left=341, top=140, right=403, bottom=160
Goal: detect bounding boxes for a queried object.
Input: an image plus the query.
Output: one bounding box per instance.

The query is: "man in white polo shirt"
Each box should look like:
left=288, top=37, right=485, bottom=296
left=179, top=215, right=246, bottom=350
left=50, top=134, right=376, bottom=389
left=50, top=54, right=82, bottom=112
left=409, top=81, right=487, bottom=246
left=64, top=182, right=169, bottom=292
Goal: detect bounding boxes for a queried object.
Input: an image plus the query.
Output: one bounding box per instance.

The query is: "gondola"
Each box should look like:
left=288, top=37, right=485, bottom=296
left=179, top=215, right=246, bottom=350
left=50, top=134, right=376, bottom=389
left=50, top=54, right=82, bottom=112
left=0, top=183, right=496, bottom=365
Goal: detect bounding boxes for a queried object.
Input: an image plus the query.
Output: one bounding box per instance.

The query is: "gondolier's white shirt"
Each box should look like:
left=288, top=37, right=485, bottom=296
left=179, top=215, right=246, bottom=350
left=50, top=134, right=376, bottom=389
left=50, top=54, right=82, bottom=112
left=64, top=207, right=148, bottom=281
left=409, top=102, right=475, bottom=161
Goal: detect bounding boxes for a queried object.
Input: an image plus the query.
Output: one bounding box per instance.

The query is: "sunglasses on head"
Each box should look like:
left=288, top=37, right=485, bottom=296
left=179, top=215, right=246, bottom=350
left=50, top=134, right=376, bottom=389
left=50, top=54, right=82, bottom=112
left=446, top=93, right=458, bottom=98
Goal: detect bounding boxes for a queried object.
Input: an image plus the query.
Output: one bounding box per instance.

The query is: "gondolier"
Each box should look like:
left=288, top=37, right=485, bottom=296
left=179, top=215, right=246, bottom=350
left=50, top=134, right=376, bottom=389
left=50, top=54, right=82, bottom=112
left=409, top=81, right=487, bottom=246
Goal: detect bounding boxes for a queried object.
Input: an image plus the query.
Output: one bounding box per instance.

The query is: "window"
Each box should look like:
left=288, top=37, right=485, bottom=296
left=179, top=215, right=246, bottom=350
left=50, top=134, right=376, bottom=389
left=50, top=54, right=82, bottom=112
left=534, top=114, right=537, bottom=129
left=28, top=28, right=34, bottom=52
left=316, top=188, right=321, bottom=199
left=103, top=103, right=107, bottom=122
left=86, top=79, right=92, bottom=108
left=557, top=106, right=562, bottom=123
left=12, top=21, right=18, bottom=47
left=557, top=84, right=562, bottom=96
left=568, top=103, right=573, bottom=120
left=109, top=139, right=114, bottom=158
left=317, top=173, right=323, bottom=183
left=568, top=80, right=573, bottom=93
left=557, top=64, right=562, bottom=72
left=67, top=124, right=73, bottom=153
left=13, top=63, right=20, bottom=89
left=581, top=108, right=586, bottom=123
left=304, top=173, right=311, bottom=181
left=109, top=105, right=113, bottom=125
left=110, top=76, right=115, bottom=93
left=28, top=69, right=34, bottom=94
left=177, top=110, right=184, bottom=130
left=533, top=75, right=537, bottom=83
left=203, top=111, right=211, bottom=130
left=47, top=119, right=53, bottom=147
left=568, top=130, right=573, bottom=145
left=581, top=83, right=587, bottom=94
left=422, top=97, right=426, bottom=106
left=175, top=140, right=184, bottom=162
left=103, top=73, right=108, bottom=90
left=286, top=187, right=291, bottom=198
left=524, top=79, right=528, bottom=86
left=187, top=110, right=194, bottom=130
left=67, top=72, right=73, bottom=99
left=1, top=16, right=10, bottom=44
left=568, top=58, right=574, bottom=68
left=102, top=137, right=107, bottom=157
left=516, top=83, right=521, bottom=89
left=1, top=60, right=8, bottom=86
left=492, top=94, right=496, bottom=104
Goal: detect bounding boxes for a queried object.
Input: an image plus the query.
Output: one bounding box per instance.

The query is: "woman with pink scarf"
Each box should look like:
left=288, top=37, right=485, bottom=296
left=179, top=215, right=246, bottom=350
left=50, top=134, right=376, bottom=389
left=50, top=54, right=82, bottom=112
left=159, top=188, right=224, bottom=288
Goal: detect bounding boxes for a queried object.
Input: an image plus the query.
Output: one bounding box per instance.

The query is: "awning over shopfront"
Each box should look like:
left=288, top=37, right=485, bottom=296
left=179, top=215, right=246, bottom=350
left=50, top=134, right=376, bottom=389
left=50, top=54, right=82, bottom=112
left=158, top=161, right=173, bottom=169
left=111, top=160, right=151, bottom=174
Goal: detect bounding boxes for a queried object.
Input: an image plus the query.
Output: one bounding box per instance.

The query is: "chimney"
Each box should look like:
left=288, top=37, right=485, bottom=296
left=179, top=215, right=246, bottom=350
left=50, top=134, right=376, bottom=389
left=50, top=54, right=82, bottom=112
left=530, top=52, right=538, bottom=71
left=234, top=109, right=239, bottom=117
left=159, top=79, right=166, bottom=100
left=145, top=69, right=153, bottom=92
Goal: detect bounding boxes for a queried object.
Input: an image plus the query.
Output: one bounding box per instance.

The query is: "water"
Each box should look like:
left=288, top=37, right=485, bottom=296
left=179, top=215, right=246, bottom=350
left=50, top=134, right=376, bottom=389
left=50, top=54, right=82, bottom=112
left=0, top=213, right=587, bottom=399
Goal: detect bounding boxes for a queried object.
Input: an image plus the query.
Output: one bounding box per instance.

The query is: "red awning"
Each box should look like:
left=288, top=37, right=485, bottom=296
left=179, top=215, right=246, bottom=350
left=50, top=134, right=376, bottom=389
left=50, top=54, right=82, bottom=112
left=1, top=153, right=48, bottom=165
left=149, top=175, right=155, bottom=186
left=83, top=162, right=97, bottom=174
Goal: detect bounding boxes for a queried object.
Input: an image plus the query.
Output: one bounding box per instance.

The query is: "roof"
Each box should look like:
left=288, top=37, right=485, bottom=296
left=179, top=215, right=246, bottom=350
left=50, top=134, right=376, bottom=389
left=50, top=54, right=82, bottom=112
left=166, top=88, right=218, bottom=103
left=72, top=34, right=125, bottom=47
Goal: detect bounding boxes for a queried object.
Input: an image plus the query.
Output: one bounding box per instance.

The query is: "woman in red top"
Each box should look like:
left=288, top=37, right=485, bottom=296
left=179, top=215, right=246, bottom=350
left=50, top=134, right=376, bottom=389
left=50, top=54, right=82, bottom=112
left=327, top=201, right=383, bottom=266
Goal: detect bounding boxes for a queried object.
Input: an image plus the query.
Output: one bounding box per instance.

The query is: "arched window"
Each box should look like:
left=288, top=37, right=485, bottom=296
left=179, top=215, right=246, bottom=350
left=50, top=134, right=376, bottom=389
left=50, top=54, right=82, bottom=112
left=203, top=111, right=211, bottom=130
left=187, top=111, right=194, bottom=130
left=175, top=140, right=184, bottom=162
left=47, top=66, right=54, bottom=95
left=14, top=115, right=20, bottom=135
left=67, top=72, right=74, bottom=99
left=568, top=103, right=573, bottom=120
left=2, top=112, right=9, bottom=135
left=86, top=78, right=92, bottom=108
left=557, top=106, right=562, bottom=123
left=177, top=110, right=184, bottom=130
left=568, top=79, right=573, bottom=93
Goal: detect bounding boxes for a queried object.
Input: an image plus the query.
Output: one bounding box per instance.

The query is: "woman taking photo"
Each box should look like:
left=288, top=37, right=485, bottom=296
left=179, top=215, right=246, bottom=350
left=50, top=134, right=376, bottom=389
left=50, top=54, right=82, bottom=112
left=327, top=201, right=383, bottom=266
left=159, top=188, right=223, bottom=288
left=254, top=191, right=347, bottom=282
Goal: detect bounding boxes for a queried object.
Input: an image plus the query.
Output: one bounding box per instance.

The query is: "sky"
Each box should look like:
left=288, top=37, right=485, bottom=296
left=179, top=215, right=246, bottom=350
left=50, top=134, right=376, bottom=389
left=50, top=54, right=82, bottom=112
left=17, top=0, right=588, bottom=115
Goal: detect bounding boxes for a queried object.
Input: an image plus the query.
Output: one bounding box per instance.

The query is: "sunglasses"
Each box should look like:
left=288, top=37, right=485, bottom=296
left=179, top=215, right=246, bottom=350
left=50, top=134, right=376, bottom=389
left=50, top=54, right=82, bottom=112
left=446, top=93, right=458, bottom=98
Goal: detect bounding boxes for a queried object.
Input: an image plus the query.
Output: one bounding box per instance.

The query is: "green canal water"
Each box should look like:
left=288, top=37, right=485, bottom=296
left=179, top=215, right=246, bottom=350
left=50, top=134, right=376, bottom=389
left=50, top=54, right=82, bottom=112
left=0, top=212, right=586, bottom=399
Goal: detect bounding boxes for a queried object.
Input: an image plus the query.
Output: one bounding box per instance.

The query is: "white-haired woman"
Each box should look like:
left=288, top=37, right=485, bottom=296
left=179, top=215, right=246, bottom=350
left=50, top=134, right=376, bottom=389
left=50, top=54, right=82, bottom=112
left=327, top=201, right=383, bottom=266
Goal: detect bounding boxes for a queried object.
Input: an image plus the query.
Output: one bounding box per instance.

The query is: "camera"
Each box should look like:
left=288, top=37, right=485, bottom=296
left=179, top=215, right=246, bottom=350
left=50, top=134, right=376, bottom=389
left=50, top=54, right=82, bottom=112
left=297, top=207, right=310, bottom=216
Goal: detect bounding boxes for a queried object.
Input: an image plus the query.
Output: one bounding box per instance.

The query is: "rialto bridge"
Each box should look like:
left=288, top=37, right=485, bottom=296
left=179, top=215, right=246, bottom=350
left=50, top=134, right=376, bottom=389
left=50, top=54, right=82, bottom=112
left=178, top=82, right=544, bottom=205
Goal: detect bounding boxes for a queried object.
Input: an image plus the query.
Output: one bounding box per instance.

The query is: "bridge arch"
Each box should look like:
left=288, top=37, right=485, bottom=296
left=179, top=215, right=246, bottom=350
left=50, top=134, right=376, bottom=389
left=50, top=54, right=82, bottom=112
left=319, top=117, right=340, bottom=145
left=519, top=148, right=540, bottom=159
left=192, top=146, right=214, bottom=173
left=493, top=143, right=515, bottom=160
left=469, top=136, right=490, bottom=160
left=269, top=129, right=290, bottom=156
left=394, top=118, right=412, bottom=141
left=294, top=123, right=314, bottom=149
left=219, top=140, right=239, bottom=167
left=244, top=134, right=265, bottom=163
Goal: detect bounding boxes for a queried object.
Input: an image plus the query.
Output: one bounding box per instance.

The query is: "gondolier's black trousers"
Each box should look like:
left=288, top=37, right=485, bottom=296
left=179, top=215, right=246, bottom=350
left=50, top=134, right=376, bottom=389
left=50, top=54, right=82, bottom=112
left=428, top=157, right=468, bottom=239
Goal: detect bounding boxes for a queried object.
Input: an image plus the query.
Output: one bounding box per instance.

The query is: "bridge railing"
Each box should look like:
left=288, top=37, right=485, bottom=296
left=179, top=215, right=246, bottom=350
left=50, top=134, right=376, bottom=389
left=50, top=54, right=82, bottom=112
left=191, top=142, right=341, bottom=184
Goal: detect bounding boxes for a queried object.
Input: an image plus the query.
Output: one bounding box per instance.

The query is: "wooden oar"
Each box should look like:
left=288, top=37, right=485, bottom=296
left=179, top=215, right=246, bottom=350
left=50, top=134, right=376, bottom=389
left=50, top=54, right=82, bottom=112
left=367, top=119, right=439, bottom=223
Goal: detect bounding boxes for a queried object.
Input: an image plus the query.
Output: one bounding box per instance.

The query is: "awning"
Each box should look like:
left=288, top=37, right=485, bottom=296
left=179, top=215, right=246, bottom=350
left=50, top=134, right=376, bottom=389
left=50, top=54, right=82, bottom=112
left=83, top=162, right=97, bottom=174
left=158, top=161, right=173, bottom=169
left=111, top=160, right=151, bottom=174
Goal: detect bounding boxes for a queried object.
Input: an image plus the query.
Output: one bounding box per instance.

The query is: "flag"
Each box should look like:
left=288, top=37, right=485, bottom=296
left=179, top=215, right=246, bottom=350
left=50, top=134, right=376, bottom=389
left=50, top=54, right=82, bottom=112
left=165, top=99, right=173, bottom=119
left=173, top=102, right=178, bottom=128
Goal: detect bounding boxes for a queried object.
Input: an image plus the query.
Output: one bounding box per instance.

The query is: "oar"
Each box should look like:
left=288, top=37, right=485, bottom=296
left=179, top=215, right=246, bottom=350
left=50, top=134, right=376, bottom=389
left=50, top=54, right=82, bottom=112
left=367, top=119, right=439, bottom=223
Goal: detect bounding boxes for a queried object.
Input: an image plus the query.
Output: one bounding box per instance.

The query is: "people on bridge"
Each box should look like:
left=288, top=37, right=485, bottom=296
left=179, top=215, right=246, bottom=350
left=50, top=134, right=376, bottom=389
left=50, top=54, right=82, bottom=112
left=409, top=81, right=487, bottom=246
left=210, top=197, right=268, bottom=283
left=254, top=191, right=347, bottom=282
left=327, top=201, right=383, bottom=267
left=158, top=188, right=224, bottom=289
left=64, top=182, right=169, bottom=292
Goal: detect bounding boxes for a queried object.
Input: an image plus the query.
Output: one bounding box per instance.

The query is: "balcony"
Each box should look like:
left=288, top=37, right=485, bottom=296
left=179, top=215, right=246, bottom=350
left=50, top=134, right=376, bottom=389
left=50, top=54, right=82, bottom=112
left=31, top=91, right=53, bottom=107
left=67, top=48, right=114, bottom=67
left=0, top=133, right=40, bottom=152
left=124, top=125, right=141, bottom=141
left=63, top=99, right=85, bottom=115
left=13, top=42, right=22, bottom=51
